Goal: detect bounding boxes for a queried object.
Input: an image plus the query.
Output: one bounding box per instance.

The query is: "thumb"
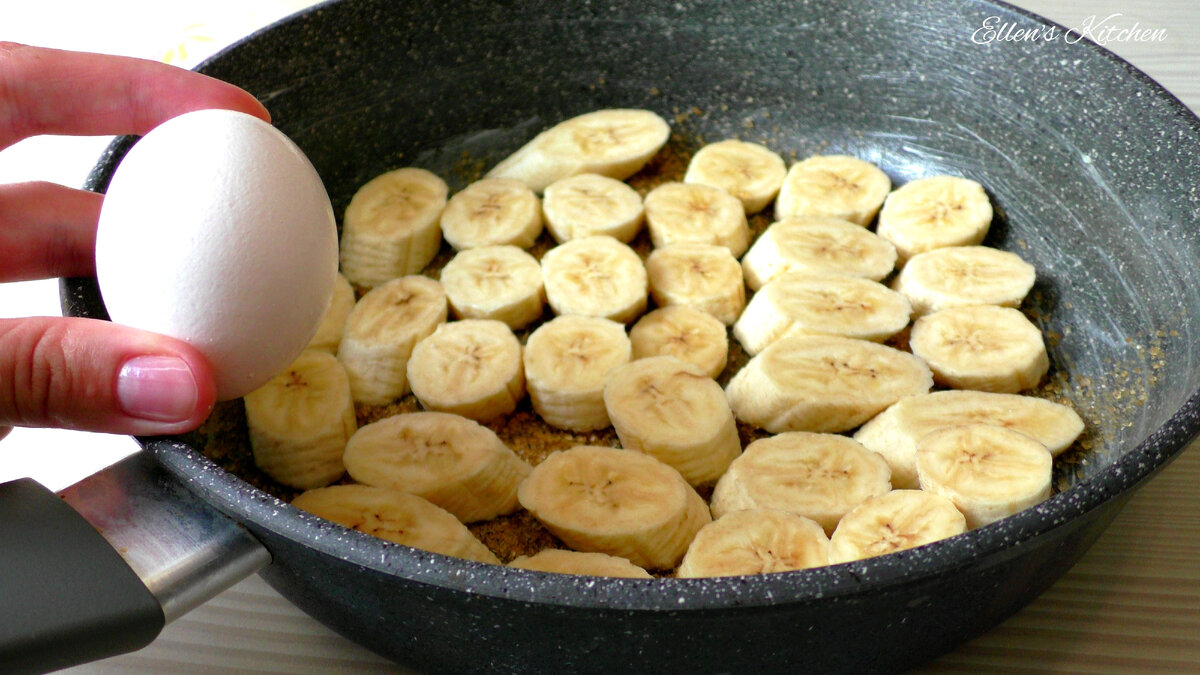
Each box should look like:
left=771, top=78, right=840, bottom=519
left=0, top=316, right=216, bottom=435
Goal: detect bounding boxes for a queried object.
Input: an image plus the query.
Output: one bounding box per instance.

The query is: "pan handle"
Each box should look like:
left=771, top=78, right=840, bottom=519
left=0, top=450, right=270, bottom=673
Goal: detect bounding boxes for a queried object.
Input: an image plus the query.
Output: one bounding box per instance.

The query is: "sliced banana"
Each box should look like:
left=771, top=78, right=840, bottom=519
left=407, top=319, right=525, bottom=423
left=629, top=305, right=728, bottom=379
left=306, top=272, right=356, bottom=353
left=710, top=432, right=891, bottom=534
left=643, top=182, right=751, bottom=257
left=339, top=167, right=447, bottom=289
left=775, top=155, right=891, bottom=226
left=828, top=489, right=967, bottom=564
left=852, top=390, right=1084, bottom=489
left=523, top=315, right=631, bottom=431
left=342, top=411, right=531, bottom=523
left=603, top=356, right=741, bottom=486
left=439, top=177, right=543, bottom=251
left=243, top=349, right=356, bottom=490
left=645, top=243, right=746, bottom=325
left=540, top=235, right=648, bottom=323
left=292, top=484, right=500, bottom=565
left=683, top=139, right=787, bottom=214
left=725, top=334, right=933, bottom=434
left=517, top=445, right=711, bottom=570
left=740, top=216, right=898, bottom=291
left=909, top=305, right=1048, bottom=394
left=893, top=245, right=1037, bottom=316
left=915, top=424, right=1053, bottom=529
left=337, top=275, right=447, bottom=405
left=875, top=175, right=993, bottom=263
left=542, top=173, right=644, bottom=243
left=733, top=272, right=911, bottom=356
left=676, top=509, right=830, bottom=578
left=487, top=109, right=670, bottom=193
left=508, top=549, right=653, bottom=579
left=440, top=245, right=545, bottom=330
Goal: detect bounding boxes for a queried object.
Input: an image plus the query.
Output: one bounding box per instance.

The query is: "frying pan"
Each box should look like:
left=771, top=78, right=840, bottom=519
left=3, top=0, right=1199, bottom=671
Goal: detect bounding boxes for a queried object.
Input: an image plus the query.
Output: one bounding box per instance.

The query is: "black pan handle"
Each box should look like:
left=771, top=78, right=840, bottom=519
left=0, top=451, right=270, bottom=673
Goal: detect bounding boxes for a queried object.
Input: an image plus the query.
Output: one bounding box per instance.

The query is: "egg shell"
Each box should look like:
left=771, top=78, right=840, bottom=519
left=95, top=109, right=338, bottom=401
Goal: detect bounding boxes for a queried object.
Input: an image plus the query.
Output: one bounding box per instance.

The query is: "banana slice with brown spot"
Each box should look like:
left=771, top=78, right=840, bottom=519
left=645, top=243, right=746, bottom=325
left=406, top=319, right=525, bottom=423
left=643, top=182, right=751, bottom=257
left=725, top=334, right=933, bottom=434
left=339, top=167, right=447, bottom=289
left=676, top=509, right=830, bottom=578
left=541, top=235, right=648, bottom=323
left=828, top=489, right=967, bottom=564
left=439, top=177, right=543, bottom=250
left=337, top=275, right=447, bottom=405
left=523, top=315, right=632, bottom=431
left=683, top=139, right=787, bottom=214
left=710, top=432, right=891, bottom=534
left=243, top=349, right=356, bottom=490
left=909, top=305, right=1048, bottom=394
left=775, top=155, right=891, bottom=226
left=915, top=424, right=1053, bottom=529
left=629, top=305, right=728, bottom=379
left=853, top=390, right=1085, bottom=489
left=517, top=445, right=710, bottom=570
left=603, top=356, right=741, bottom=486
left=292, top=484, right=500, bottom=564
left=740, top=216, right=898, bottom=291
left=440, top=245, right=545, bottom=330
left=342, top=411, right=531, bottom=523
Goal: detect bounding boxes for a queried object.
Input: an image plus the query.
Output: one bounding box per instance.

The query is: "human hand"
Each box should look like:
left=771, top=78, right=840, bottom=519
left=0, top=43, right=271, bottom=439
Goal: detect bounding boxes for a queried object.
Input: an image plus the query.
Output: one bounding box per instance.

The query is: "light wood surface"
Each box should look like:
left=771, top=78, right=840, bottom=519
left=1, top=0, right=1195, bottom=672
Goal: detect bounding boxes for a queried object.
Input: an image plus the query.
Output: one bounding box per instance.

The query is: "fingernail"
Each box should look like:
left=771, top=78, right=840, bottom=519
left=117, top=356, right=199, bottom=422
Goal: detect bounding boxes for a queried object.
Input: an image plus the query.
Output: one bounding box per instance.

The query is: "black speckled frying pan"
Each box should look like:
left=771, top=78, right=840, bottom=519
left=20, top=0, right=1200, bottom=671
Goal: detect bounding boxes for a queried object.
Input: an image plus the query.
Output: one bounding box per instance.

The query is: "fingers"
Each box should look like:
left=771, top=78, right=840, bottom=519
left=0, top=316, right=217, bottom=435
left=0, top=42, right=270, bottom=151
left=0, top=181, right=102, bottom=282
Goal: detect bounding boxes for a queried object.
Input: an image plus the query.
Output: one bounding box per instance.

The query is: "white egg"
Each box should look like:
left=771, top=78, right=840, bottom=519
left=95, top=109, right=338, bottom=401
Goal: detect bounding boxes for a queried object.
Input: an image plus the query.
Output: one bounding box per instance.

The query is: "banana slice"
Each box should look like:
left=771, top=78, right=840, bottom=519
left=828, top=489, right=967, bottom=564
left=440, top=245, right=545, bottom=329
left=676, top=509, right=830, bottom=578
left=542, top=173, right=645, bottom=243
left=243, top=349, right=356, bottom=490
left=487, top=109, right=670, bottom=193
left=517, top=445, right=711, bottom=570
left=709, top=432, right=891, bottom=534
left=337, top=275, right=447, bottom=405
left=508, top=549, right=653, bottom=579
left=603, top=356, right=741, bottom=486
left=629, top=305, right=728, bottom=379
left=342, top=411, right=531, bottom=523
left=439, top=177, right=543, bottom=251
left=852, top=390, right=1084, bottom=489
left=725, top=334, right=933, bottom=434
left=915, top=424, right=1052, bottom=529
left=524, top=315, right=631, bottom=431
left=306, top=272, right=356, bottom=353
left=740, top=216, right=898, bottom=291
left=909, top=305, right=1048, bottom=394
left=683, top=139, right=787, bottom=214
left=645, top=243, right=746, bottom=325
left=541, top=235, right=648, bottom=323
left=893, top=245, right=1037, bottom=316
left=407, top=319, right=525, bottom=423
left=292, top=484, right=500, bottom=564
left=339, top=167, right=447, bottom=289
left=643, top=182, right=751, bottom=257
left=733, top=272, right=912, bottom=356
left=775, top=155, right=891, bottom=226
left=875, top=175, right=993, bottom=263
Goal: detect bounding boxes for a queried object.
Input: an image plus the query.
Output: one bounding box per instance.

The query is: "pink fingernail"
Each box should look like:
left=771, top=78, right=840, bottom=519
left=117, top=356, right=199, bottom=422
